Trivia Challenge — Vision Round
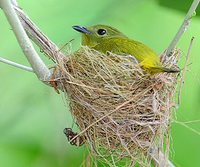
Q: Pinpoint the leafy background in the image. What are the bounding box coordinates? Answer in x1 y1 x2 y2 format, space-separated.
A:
0 0 200 166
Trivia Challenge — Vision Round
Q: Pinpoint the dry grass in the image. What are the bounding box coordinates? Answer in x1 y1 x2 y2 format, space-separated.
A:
53 47 180 167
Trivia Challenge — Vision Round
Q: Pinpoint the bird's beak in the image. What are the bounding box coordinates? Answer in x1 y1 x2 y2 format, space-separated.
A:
72 25 91 34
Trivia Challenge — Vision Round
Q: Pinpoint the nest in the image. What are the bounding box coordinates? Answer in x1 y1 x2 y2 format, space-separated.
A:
54 47 180 167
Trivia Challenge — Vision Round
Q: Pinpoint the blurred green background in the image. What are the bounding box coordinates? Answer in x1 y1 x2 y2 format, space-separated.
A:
0 0 200 166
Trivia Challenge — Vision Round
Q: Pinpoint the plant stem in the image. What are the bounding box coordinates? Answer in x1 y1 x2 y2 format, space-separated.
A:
13 3 66 62
178 37 194 105
0 56 33 72
150 147 175 167
166 0 200 56
0 0 51 80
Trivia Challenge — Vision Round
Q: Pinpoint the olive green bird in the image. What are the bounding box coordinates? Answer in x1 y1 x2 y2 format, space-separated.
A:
73 25 179 74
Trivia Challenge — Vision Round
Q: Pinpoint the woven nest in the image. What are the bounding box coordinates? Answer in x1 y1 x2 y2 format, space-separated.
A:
54 47 180 167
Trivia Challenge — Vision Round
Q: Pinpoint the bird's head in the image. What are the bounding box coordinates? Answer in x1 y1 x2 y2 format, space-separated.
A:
72 24 127 47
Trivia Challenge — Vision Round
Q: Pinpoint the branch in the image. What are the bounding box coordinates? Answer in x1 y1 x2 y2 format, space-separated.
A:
13 3 66 62
0 0 51 80
166 0 200 56
178 37 194 106
0 56 33 72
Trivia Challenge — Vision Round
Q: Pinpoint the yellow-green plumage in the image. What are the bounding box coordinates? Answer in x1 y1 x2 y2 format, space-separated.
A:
73 25 179 74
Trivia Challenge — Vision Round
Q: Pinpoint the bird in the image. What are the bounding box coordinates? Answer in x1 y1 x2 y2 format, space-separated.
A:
72 24 179 74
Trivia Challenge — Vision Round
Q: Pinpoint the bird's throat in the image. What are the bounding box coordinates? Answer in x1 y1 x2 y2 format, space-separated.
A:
81 34 97 48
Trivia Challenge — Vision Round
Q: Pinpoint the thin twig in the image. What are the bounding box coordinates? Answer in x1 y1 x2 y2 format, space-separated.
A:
178 37 194 106
174 120 200 136
0 56 33 72
166 0 200 56
0 0 51 80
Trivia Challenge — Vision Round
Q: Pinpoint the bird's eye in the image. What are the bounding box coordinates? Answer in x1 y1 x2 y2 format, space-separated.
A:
97 29 107 36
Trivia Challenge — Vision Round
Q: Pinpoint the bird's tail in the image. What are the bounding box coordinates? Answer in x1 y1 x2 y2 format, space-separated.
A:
161 67 180 73
147 66 180 74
